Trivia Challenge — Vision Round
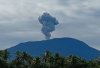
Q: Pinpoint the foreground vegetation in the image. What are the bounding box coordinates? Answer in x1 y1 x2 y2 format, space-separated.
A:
0 50 100 68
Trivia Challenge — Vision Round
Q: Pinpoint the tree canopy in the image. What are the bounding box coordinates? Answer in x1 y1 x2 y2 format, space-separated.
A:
0 50 100 68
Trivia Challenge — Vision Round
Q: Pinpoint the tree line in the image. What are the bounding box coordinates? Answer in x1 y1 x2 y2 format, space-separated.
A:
0 49 100 68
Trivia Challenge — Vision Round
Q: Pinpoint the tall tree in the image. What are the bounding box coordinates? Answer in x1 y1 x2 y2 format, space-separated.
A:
3 49 10 61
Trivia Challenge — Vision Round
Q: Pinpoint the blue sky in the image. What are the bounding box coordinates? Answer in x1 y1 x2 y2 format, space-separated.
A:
0 0 100 50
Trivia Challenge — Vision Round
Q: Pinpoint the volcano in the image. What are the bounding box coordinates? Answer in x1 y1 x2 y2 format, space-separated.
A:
8 37 100 60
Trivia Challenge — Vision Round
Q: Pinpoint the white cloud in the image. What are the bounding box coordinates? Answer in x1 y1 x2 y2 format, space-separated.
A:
0 0 100 50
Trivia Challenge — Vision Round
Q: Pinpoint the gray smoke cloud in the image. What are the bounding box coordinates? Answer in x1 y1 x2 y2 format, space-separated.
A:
38 13 59 40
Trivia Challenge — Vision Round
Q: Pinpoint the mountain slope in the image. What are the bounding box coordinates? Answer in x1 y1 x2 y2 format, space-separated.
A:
8 37 100 60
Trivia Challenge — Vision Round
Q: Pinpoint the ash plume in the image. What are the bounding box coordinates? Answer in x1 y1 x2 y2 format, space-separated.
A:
38 13 59 40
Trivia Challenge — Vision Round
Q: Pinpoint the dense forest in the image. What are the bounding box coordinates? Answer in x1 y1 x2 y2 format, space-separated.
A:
0 49 100 68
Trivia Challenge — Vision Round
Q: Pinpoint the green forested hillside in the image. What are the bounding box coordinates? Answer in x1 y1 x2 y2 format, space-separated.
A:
0 50 100 68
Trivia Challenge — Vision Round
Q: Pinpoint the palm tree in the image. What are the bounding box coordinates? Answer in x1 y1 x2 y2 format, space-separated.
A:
98 56 100 66
48 55 55 68
0 50 3 58
44 50 52 63
66 55 87 68
3 49 10 61
16 51 22 59
59 56 65 68
11 51 23 68
27 55 35 68
22 51 29 63
0 58 8 68
88 60 98 68
34 57 41 68
54 53 60 68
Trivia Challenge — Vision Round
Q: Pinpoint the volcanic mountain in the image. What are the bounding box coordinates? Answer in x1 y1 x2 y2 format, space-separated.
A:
8 37 100 60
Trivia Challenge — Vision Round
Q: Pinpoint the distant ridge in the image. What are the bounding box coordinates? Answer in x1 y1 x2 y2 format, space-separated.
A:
8 37 100 60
